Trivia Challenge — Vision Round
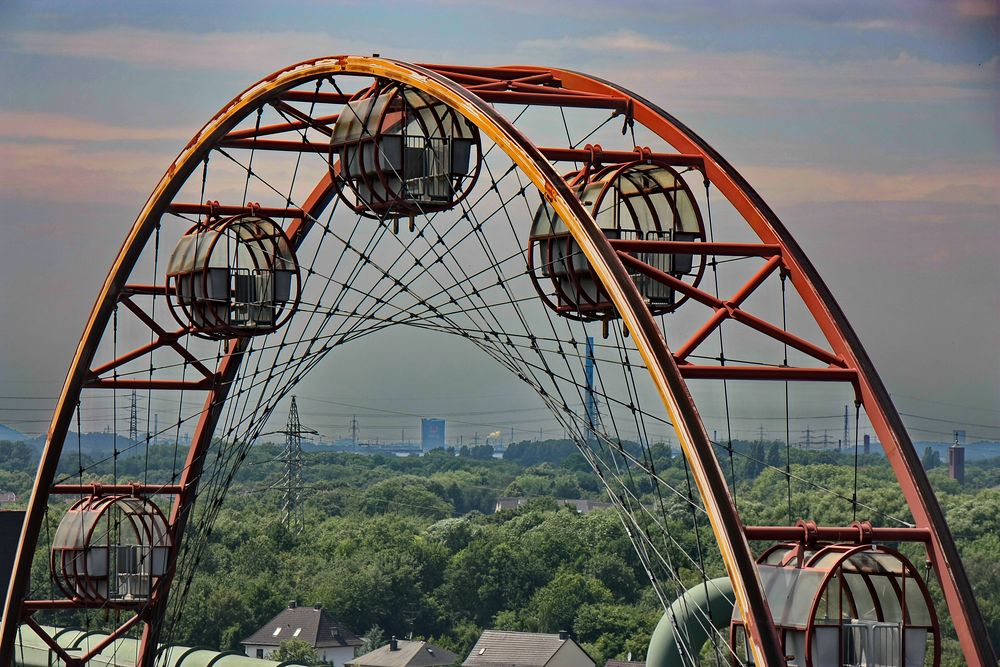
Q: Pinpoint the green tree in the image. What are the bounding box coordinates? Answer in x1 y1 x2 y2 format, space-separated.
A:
922 446 942 470
357 626 386 656
272 639 320 665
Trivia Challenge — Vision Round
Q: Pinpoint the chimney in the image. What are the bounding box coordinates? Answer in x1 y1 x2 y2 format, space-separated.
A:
949 445 965 484
389 637 399 651
558 630 569 641
288 600 298 609
863 434 870 455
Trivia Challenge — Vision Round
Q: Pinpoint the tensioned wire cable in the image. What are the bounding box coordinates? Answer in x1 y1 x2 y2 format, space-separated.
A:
50 77 862 664
168 100 744 664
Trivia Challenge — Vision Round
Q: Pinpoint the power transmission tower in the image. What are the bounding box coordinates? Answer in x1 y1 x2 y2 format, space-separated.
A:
128 390 139 442
279 397 315 534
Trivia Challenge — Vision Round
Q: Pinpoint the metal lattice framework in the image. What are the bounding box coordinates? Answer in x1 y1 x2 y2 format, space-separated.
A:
1 57 992 667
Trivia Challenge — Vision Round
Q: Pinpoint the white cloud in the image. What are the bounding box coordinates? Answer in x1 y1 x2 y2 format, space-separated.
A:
0 110 189 142
0 141 167 203
519 29 679 54
608 49 998 104
739 162 1000 207
953 0 1000 18
9 27 353 72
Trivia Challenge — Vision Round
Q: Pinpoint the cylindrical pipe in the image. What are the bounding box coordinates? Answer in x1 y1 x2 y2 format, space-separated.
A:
647 577 735 667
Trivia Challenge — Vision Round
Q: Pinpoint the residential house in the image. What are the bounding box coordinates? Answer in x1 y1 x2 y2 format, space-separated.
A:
493 498 612 514
463 630 595 667
242 601 361 666
349 637 458 667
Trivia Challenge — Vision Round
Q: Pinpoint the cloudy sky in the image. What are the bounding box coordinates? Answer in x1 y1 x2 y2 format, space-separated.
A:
0 1 997 443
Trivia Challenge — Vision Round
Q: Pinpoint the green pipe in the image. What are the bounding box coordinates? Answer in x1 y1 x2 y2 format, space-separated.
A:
647 577 735 667
13 625 306 667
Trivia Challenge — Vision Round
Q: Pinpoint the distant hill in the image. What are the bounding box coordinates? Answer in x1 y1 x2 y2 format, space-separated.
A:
0 424 29 443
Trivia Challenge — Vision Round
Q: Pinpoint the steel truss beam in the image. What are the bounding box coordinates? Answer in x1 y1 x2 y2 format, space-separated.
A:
534 65 991 665
2 55 990 667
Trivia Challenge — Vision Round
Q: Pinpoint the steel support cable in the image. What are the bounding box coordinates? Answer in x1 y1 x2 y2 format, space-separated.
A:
60 329 903 528
593 333 716 665
703 181 737 506
90 79 740 664
566 318 723 664
606 322 727 664
587 446 744 667
438 148 732 666
157 136 544 640
852 401 861 522
781 270 792 524
144 222 161 487
210 143 523 352
170 156 210 485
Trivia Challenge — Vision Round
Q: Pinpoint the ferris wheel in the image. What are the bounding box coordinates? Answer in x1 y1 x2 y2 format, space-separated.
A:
0 56 992 667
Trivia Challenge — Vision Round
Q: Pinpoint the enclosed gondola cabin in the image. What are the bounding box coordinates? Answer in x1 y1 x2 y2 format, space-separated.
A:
730 543 939 667
50 495 172 604
528 160 705 322
330 84 481 218
166 215 299 339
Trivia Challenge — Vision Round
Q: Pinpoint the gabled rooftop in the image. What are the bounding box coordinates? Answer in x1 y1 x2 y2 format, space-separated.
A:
463 630 593 667
241 602 362 649
349 639 459 667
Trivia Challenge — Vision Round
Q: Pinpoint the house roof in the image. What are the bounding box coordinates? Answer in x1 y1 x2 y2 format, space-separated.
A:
493 498 612 515
241 603 362 648
463 631 592 667
349 640 459 667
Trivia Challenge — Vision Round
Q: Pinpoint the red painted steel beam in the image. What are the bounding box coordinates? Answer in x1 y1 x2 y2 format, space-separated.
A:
473 90 630 111
137 162 339 667
225 112 340 140
50 484 183 495
617 250 724 309
270 100 335 137
674 256 782 361
277 90 352 105
166 202 305 218
118 297 214 378
744 525 932 544
122 284 172 296
88 330 184 379
21 617 77 665
422 63 556 80
538 147 704 168
82 378 214 391
619 251 843 367
466 73 557 91
217 137 328 153
730 308 844 367
609 239 782 257
549 65 993 666
22 599 147 611
677 365 858 384
77 613 144 663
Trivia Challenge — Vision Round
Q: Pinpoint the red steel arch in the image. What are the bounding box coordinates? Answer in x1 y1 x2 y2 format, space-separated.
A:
0 56 990 667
